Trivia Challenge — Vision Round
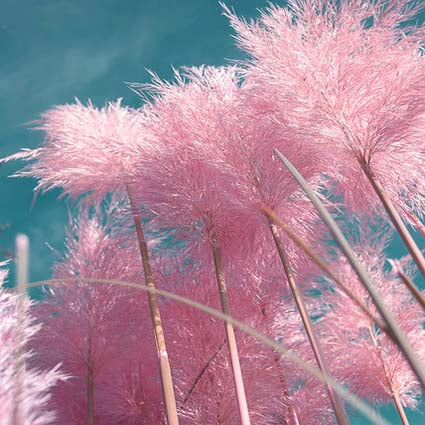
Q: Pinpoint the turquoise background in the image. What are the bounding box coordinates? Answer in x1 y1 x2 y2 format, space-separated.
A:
1 1 424 423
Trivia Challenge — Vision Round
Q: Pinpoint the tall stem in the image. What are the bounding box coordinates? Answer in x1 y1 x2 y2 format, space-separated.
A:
395 266 425 312
127 190 179 425
269 222 349 425
370 328 410 425
87 353 94 425
11 235 30 425
211 242 251 425
392 390 410 425
360 161 425 281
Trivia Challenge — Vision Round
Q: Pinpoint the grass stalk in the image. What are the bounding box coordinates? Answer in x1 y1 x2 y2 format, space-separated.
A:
274 148 425 391
127 189 179 425
262 205 386 331
269 222 349 425
392 390 409 425
211 242 251 425
360 160 425 285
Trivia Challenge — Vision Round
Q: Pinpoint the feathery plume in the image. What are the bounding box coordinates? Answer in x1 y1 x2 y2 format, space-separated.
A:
31 207 158 425
0 263 65 425
226 0 425 282
4 99 148 203
226 0 425 219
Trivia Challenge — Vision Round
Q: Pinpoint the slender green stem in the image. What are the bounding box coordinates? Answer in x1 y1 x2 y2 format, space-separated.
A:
16 277 390 425
274 148 425 392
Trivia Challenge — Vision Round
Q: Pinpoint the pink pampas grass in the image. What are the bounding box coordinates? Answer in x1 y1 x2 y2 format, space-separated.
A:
226 0 425 223
31 207 159 424
4 99 149 203
0 263 66 425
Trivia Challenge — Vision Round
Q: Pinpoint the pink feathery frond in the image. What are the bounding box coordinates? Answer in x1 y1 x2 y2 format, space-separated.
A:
5 99 152 203
131 66 260 258
226 0 425 224
132 65 322 268
96 352 165 425
0 263 66 425
31 206 158 424
316 235 425 408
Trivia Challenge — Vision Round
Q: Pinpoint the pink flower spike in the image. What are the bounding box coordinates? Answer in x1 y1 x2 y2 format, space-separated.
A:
5 99 152 203
30 206 157 425
0 263 66 425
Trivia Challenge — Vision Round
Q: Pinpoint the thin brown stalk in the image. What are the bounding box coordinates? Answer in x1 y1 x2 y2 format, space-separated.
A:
87 352 94 425
127 190 179 425
396 267 425 312
360 160 425 281
269 222 349 425
392 390 410 425
274 148 425 391
370 328 410 425
211 242 251 425
262 205 387 331
182 339 226 406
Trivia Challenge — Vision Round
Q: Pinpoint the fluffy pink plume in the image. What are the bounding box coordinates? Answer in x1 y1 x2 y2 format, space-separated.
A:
31 205 164 424
133 65 321 268
4 99 153 203
226 0 425 224
0 263 65 425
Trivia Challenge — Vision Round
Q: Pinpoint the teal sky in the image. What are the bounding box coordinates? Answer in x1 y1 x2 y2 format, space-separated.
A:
1 1 424 423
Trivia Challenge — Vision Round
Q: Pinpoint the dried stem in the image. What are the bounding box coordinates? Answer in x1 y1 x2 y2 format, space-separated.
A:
127 189 179 425
369 327 410 425
392 390 410 425
269 222 349 425
182 339 226 406
274 148 425 391
262 205 386 331
360 160 425 283
11 234 30 425
395 267 425 312
211 242 251 425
